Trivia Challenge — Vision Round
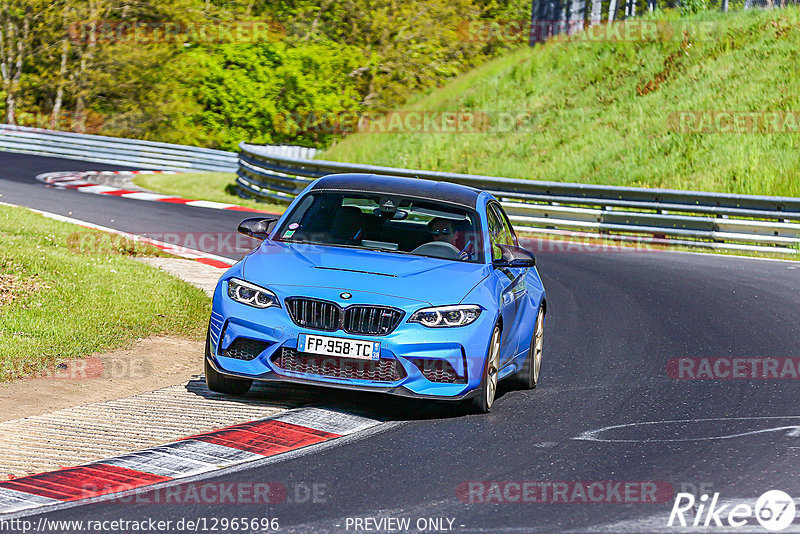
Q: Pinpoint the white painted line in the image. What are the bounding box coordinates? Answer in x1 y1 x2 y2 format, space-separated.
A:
574 415 800 443
0 487 61 514
0 202 236 267
100 453 210 478
274 407 383 435
0 417 395 521
186 200 238 210
99 450 216 478
156 440 265 465
0 409 385 516
118 192 174 201
75 185 119 194
50 179 89 187
35 170 278 216
161 250 201 259
99 440 264 478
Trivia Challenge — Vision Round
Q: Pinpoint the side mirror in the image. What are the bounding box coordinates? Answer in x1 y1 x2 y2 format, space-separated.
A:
492 244 536 268
237 217 278 240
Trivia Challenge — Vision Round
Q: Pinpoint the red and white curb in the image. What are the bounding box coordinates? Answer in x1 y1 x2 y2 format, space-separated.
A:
5 203 238 269
36 171 275 214
0 407 381 516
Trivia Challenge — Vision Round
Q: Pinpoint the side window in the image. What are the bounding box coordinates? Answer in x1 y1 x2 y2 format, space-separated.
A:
496 204 518 246
488 203 515 262
486 206 507 261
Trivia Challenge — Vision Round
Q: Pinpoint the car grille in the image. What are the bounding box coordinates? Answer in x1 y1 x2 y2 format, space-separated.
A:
343 306 404 335
285 297 404 335
286 298 340 331
273 347 406 382
412 359 466 384
222 338 270 361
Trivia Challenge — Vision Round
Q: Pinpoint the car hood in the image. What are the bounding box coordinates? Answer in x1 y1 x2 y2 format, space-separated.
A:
242 240 489 306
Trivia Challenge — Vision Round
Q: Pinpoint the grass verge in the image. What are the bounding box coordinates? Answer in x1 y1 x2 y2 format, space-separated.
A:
322 8 800 197
133 172 286 213
0 204 211 382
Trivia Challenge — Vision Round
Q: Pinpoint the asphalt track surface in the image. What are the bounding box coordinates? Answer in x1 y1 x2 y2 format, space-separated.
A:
2 151 800 532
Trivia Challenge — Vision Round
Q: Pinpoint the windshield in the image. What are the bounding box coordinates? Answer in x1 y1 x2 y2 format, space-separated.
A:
275 191 484 263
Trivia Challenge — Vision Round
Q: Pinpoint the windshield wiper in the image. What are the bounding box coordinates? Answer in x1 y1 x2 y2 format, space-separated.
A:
361 246 415 256
284 238 418 257
284 239 367 251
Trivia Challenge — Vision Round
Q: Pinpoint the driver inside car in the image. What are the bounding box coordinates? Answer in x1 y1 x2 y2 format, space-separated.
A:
428 217 473 260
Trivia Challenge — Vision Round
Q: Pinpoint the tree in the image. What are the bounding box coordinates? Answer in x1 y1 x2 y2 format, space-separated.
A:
0 3 32 124
0 0 525 147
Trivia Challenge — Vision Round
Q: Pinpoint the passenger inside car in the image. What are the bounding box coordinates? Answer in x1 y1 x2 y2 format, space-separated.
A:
328 205 364 244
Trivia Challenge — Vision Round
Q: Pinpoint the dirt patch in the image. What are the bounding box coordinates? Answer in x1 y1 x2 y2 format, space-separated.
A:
0 261 47 308
769 17 798 39
636 36 690 97
0 336 203 422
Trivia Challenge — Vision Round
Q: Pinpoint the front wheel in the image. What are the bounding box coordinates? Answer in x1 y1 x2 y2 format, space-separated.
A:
205 332 252 396
469 324 501 414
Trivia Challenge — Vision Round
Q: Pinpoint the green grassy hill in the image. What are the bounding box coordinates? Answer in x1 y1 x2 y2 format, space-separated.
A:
322 8 800 197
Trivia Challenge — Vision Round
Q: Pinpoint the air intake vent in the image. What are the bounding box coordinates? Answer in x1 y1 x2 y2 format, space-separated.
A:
273 347 405 382
222 338 270 361
412 359 466 383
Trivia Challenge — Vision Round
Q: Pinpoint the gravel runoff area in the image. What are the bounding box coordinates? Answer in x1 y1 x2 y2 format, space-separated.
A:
0 258 288 478
134 257 226 297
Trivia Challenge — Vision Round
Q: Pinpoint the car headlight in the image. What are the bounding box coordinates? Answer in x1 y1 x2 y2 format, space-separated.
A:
226 278 280 309
409 305 482 328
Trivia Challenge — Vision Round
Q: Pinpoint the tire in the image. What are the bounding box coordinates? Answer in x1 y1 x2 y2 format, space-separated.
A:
205 331 252 396
517 307 545 390
469 324 502 414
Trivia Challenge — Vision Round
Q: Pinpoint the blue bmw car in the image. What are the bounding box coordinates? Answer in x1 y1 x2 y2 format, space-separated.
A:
205 173 546 412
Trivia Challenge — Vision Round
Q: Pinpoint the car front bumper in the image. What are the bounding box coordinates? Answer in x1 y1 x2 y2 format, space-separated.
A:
208 286 496 400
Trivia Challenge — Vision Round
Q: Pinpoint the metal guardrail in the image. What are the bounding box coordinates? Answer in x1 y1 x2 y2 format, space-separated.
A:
0 125 316 173
238 142 800 255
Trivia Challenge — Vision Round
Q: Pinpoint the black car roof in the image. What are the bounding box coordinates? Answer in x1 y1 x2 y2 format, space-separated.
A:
309 173 483 209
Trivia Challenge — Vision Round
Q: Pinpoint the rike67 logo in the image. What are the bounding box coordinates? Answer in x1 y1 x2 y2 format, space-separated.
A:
669 490 796 531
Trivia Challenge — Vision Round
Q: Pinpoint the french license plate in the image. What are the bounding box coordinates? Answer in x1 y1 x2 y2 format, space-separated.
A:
298 333 380 361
